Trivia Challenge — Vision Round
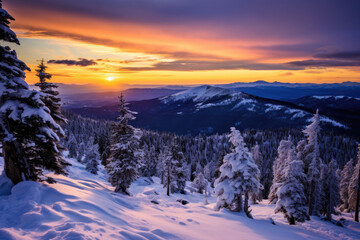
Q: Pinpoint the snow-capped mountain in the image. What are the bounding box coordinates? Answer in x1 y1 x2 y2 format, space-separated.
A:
291 95 360 111
69 85 349 135
290 96 360 134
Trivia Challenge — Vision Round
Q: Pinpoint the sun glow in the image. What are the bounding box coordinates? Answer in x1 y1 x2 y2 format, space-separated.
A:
106 76 114 81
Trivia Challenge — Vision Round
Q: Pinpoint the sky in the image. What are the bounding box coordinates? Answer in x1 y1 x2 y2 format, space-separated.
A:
3 0 360 88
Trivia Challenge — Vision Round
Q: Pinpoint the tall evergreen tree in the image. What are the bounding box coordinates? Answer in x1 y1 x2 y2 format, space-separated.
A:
35 59 66 124
214 127 262 217
268 139 294 203
349 145 360 222
160 145 172 195
322 160 340 220
0 1 68 184
170 141 187 194
251 143 263 203
275 147 308 225
162 140 187 195
302 110 322 216
340 160 354 212
85 144 100 175
106 94 141 194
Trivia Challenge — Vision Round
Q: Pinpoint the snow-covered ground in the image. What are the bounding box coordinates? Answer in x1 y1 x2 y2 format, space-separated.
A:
0 157 359 240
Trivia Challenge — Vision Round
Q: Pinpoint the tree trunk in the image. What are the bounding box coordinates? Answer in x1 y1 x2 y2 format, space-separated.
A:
244 192 252 218
231 194 243 212
355 166 360 222
3 141 25 184
166 165 170 196
204 187 209 205
288 216 295 225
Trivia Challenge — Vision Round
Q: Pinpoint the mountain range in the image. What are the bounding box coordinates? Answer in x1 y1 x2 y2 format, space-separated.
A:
69 85 352 135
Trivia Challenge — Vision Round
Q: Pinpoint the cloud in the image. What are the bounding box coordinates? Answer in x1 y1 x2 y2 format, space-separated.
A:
16 25 225 61
286 59 360 67
286 50 360 68
7 0 360 56
314 51 360 59
48 58 97 67
120 60 301 72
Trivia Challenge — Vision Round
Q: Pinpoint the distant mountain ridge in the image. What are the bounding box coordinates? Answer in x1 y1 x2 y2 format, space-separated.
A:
49 81 360 106
289 95 360 133
217 81 360 100
69 85 349 135
62 88 183 108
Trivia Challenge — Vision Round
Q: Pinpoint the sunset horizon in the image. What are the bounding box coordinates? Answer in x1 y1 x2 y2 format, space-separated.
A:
4 0 360 86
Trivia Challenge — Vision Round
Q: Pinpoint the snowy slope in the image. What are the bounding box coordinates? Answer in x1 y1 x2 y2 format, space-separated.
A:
1 156 359 240
161 85 235 103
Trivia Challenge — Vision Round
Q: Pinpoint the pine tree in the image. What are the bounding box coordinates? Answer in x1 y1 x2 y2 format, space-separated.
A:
192 172 208 194
275 146 308 225
0 1 69 184
340 160 354 212
106 94 141 194
160 146 172 195
138 145 157 178
214 127 262 217
268 139 294 203
302 110 322 216
349 145 360 221
251 143 263 203
35 59 66 124
85 144 100 175
322 160 340 220
168 141 187 194
66 134 78 158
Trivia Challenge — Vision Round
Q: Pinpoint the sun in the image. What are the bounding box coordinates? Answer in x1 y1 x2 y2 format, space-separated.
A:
106 76 114 81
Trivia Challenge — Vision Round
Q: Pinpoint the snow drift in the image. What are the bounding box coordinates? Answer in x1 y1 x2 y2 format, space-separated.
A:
0 157 359 240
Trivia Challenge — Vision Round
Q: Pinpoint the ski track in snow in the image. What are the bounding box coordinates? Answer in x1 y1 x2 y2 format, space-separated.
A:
0 157 359 240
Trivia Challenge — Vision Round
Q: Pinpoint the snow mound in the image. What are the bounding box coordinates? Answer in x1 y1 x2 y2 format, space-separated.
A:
0 157 359 240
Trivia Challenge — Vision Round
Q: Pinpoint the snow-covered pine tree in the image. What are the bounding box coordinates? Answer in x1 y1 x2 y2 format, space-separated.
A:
106 94 142 194
302 109 322 216
349 144 360 222
35 59 66 124
138 144 157 178
268 139 294 203
214 127 262 217
85 144 100 175
160 145 172 195
0 1 69 184
169 140 187 194
322 160 340 220
251 143 263 203
192 172 208 194
340 159 354 212
275 146 308 225
66 134 78 159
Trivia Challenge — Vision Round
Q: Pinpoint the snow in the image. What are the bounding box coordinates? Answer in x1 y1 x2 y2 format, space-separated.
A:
304 116 348 129
311 96 360 101
285 109 308 119
0 156 359 240
161 85 234 103
232 98 257 110
265 104 284 112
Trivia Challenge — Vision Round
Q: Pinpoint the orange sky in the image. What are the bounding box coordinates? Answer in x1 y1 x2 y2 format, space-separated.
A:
4 0 360 87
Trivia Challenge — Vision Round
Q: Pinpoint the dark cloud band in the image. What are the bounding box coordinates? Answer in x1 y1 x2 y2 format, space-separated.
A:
48 58 97 67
